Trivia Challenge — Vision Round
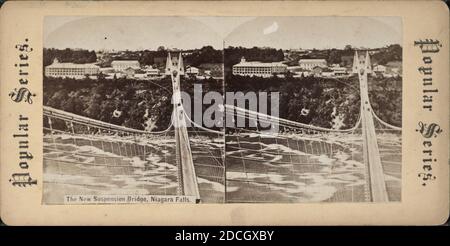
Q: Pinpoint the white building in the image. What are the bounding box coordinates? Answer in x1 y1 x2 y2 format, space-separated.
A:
331 66 348 76
373 64 387 73
390 67 400 75
298 59 327 70
105 73 125 79
45 58 99 79
111 60 140 72
293 71 310 77
321 71 335 77
100 67 115 74
287 66 301 72
134 73 147 79
232 57 287 77
186 67 199 76
146 67 160 77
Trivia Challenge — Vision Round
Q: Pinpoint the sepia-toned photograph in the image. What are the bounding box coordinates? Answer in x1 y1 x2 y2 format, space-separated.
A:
42 16 225 204
223 17 402 203
42 16 402 205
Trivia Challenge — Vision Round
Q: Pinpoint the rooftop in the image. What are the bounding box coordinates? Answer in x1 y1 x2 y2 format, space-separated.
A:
234 61 287 68
111 60 140 64
299 59 327 63
46 62 99 69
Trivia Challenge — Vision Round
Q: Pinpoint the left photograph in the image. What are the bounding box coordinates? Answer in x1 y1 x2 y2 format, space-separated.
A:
42 16 225 204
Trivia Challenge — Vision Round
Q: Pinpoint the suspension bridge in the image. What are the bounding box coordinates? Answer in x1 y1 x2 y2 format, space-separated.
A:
43 51 401 204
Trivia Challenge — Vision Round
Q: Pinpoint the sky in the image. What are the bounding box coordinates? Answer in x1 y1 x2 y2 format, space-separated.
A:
44 16 401 50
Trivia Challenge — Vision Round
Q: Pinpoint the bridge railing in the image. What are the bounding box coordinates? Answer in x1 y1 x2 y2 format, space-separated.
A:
42 106 179 204
223 105 372 203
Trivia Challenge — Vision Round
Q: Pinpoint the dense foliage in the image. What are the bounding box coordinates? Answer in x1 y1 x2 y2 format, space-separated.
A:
226 75 402 129
43 76 224 131
44 77 173 130
371 44 402 65
224 47 285 72
44 46 224 68
43 48 97 66
289 44 402 66
44 74 401 131
184 46 223 67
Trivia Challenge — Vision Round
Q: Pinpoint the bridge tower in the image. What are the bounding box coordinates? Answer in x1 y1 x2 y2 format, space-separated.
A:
167 52 201 201
353 50 389 202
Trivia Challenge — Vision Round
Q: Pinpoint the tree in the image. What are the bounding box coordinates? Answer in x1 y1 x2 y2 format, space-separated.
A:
43 48 97 65
372 44 402 64
47 89 68 109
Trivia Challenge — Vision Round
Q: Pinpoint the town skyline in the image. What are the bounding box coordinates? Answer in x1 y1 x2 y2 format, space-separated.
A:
45 16 401 51
44 43 403 53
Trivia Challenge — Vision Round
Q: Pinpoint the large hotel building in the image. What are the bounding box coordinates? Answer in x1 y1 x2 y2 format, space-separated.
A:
232 57 287 77
45 59 100 79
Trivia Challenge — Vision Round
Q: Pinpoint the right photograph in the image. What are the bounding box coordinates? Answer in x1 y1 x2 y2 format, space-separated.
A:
223 17 402 203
